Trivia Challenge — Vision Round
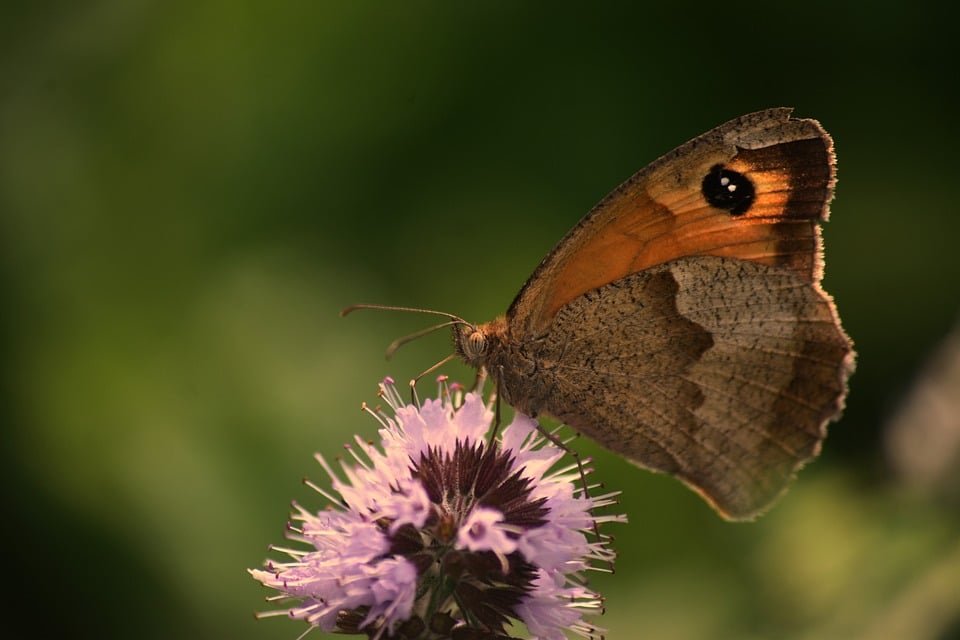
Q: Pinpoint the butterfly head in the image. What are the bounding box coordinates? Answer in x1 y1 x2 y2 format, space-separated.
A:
453 324 487 367
453 317 507 369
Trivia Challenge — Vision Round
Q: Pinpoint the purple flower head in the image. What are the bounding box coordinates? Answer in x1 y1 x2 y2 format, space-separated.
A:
250 377 625 639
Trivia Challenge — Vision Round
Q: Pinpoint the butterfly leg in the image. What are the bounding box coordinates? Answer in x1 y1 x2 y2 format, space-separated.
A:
533 425 604 540
492 365 608 566
490 380 503 440
407 352 458 405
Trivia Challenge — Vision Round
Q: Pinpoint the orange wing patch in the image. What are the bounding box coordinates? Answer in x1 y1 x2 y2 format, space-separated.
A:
515 115 835 334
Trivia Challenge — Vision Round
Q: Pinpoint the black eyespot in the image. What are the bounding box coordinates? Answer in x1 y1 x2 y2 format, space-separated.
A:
701 164 755 215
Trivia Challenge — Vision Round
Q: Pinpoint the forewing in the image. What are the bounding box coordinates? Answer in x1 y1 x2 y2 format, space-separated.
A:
508 108 836 337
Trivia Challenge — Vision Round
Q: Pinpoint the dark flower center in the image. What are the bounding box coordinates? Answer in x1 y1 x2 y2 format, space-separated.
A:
369 439 552 637
414 440 549 530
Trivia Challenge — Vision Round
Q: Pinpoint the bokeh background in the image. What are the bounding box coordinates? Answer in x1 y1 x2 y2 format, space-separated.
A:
3 2 959 639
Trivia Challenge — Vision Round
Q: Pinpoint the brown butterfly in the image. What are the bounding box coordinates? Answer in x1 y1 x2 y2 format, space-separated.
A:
347 108 855 520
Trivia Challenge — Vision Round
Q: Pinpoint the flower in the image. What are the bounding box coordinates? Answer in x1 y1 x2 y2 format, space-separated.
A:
250 377 625 639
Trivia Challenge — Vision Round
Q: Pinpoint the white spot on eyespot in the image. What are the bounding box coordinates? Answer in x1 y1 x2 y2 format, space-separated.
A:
720 176 730 186
728 184 737 192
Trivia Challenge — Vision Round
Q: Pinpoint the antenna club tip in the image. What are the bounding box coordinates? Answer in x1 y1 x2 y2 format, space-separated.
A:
339 305 356 317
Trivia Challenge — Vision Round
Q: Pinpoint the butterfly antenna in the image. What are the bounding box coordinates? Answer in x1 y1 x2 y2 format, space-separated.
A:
385 320 461 359
341 304 472 359
340 303 467 324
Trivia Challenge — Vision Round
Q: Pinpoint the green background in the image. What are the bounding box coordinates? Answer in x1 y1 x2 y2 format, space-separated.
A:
3 2 958 639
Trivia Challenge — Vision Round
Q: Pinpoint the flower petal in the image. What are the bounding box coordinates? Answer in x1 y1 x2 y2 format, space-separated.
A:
456 507 517 555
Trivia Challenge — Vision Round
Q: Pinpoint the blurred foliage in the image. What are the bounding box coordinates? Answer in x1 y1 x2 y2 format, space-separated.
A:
2 2 959 639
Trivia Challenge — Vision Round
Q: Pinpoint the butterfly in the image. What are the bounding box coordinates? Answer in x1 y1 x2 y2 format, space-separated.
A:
348 108 855 520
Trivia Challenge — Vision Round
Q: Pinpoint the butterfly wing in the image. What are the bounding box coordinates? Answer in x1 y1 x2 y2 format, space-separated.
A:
498 108 854 518
502 256 853 519
508 108 836 336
